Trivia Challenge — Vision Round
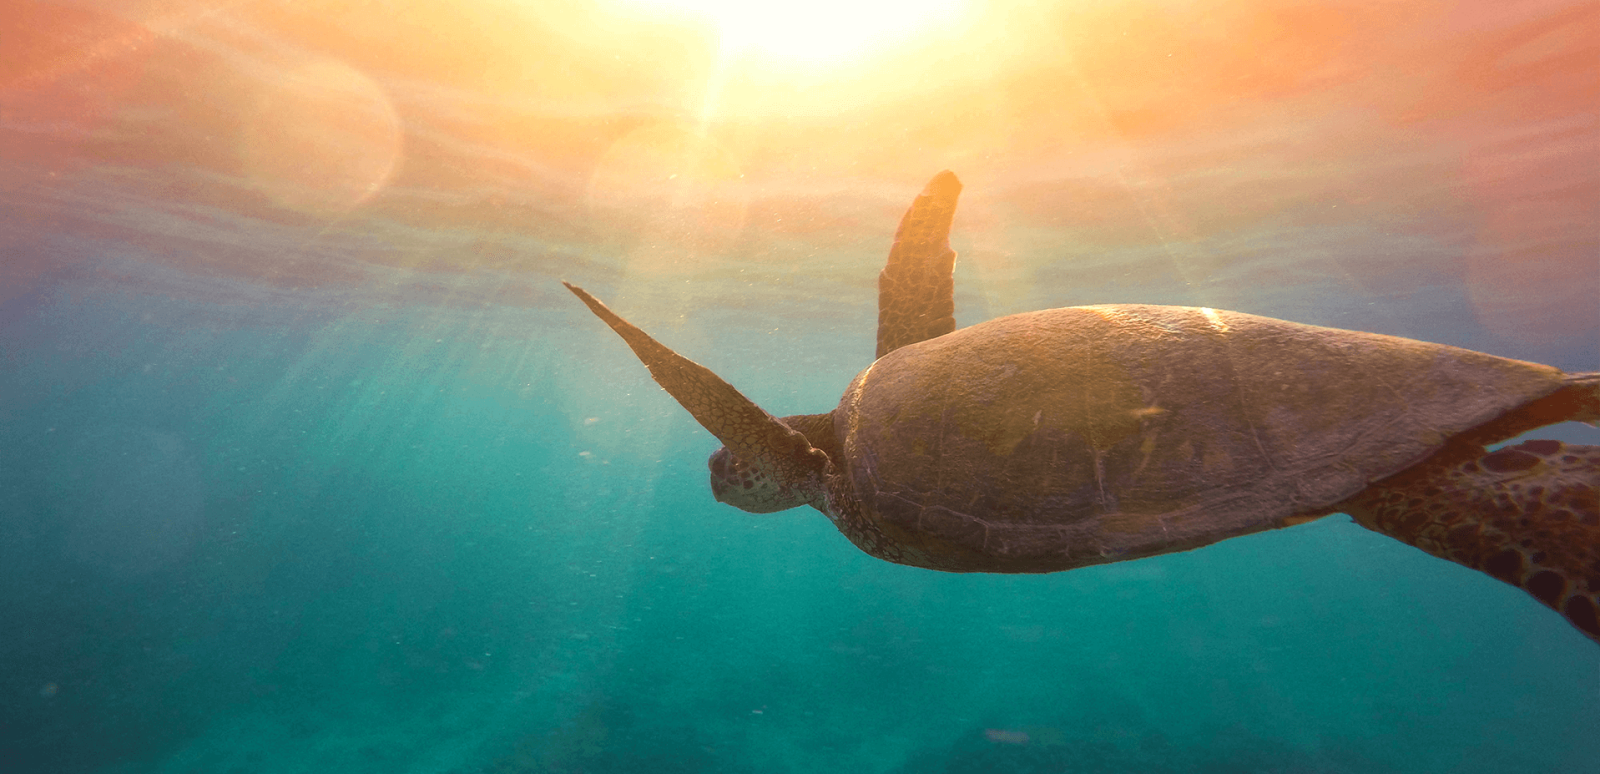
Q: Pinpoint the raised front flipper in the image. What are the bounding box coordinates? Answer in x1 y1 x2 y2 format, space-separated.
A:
1343 440 1600 645
564 282 833 512
876 170 963 359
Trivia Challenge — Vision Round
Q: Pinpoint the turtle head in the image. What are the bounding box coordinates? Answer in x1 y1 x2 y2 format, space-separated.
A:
708 446 811 513
709 411 842 513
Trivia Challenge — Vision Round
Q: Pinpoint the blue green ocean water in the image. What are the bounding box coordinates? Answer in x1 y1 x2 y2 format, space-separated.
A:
4 244 1598 774
3 1 1599 773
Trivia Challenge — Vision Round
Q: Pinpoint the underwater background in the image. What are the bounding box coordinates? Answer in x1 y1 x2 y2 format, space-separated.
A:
2 0 1597 772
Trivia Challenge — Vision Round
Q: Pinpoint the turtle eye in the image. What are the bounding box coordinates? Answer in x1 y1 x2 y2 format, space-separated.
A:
708 447 742 479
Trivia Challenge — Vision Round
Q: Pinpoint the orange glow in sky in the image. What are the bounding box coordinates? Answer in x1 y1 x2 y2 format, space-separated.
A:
621 0 967 64
4 0 1594 348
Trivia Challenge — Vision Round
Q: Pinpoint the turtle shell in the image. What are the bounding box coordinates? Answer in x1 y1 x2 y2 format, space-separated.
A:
833 304 1568 572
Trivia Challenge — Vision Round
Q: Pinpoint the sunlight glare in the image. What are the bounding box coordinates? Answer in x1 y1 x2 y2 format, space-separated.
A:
626 0 966 64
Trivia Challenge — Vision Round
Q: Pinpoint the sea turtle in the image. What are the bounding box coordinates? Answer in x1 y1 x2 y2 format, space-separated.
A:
565 171 1600 644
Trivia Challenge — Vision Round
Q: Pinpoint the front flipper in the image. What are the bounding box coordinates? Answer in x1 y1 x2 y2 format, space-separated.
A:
564 282 832 509
1343 440 1600 645
876 170 963 359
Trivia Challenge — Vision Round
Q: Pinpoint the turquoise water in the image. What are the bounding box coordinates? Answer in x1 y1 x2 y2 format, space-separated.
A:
4 264 1597 774
3 1 1598 772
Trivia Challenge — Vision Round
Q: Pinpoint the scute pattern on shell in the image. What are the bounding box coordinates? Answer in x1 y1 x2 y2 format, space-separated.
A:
833 304 1570 573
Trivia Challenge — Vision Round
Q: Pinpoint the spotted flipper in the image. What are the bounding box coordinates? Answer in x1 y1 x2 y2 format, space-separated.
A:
564 282 832 510
1342 440 1600 644
876 170 962 359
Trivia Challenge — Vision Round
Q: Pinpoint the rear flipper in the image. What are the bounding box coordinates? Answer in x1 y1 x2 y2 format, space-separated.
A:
1341 440 1600 645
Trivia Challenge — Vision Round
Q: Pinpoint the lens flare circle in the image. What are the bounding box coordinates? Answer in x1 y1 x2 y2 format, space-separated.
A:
240 59 402 216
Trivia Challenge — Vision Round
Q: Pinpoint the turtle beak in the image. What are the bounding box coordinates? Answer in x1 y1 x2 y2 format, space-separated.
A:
708 446 733 504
